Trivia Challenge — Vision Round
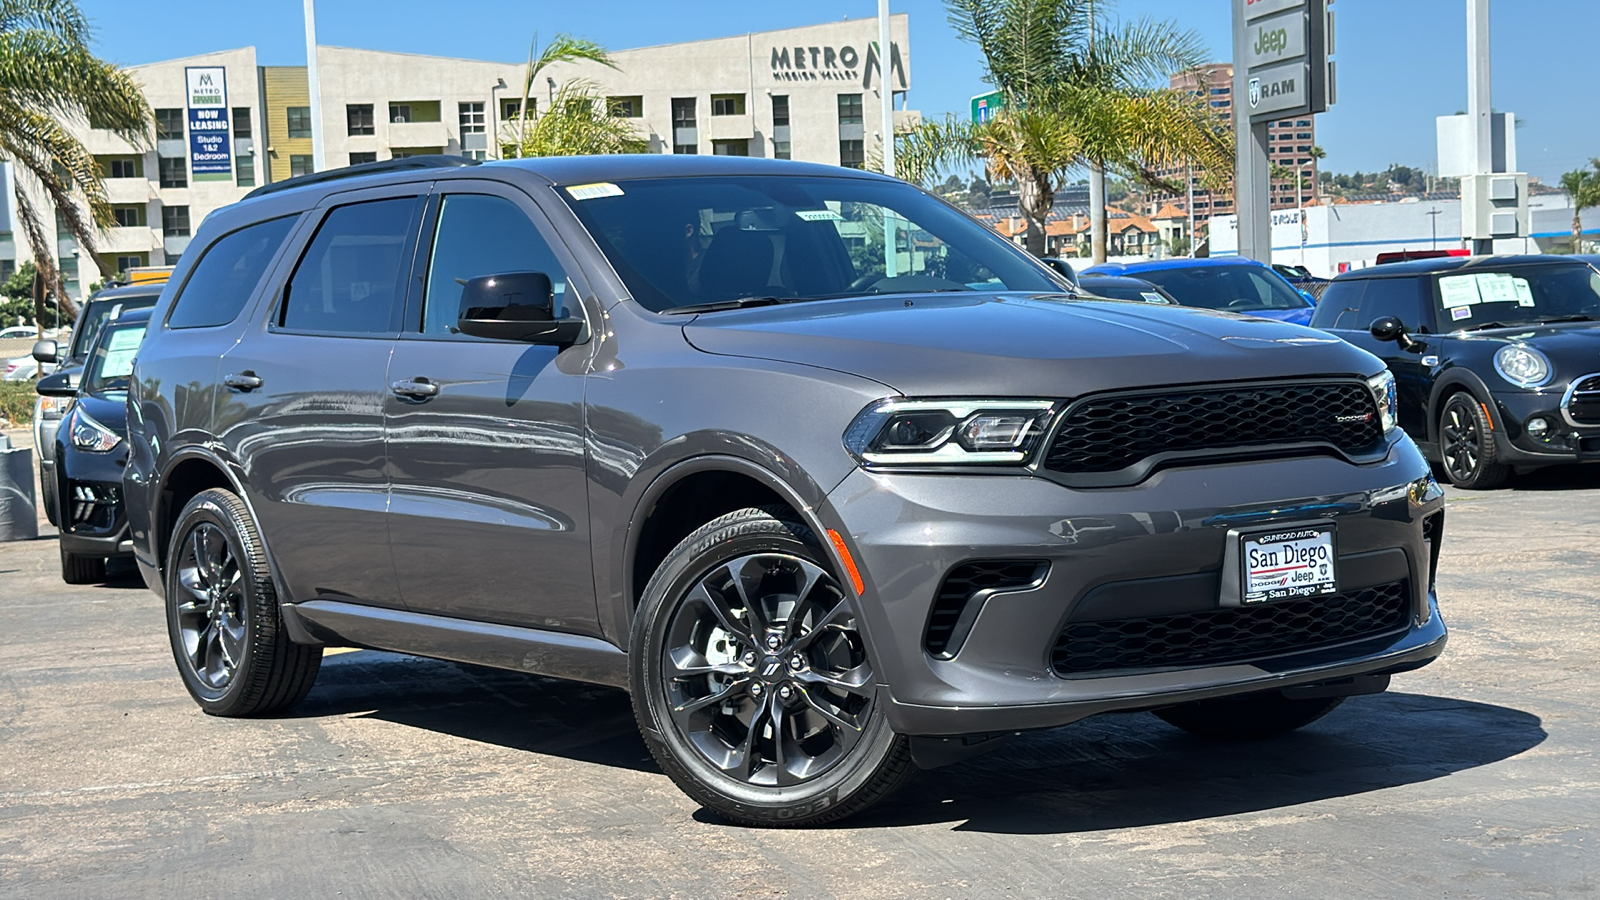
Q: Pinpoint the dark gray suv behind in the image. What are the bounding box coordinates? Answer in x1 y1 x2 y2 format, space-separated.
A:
126 155 1446 826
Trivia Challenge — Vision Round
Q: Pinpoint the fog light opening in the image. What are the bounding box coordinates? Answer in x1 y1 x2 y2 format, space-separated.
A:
1525 417 1552 441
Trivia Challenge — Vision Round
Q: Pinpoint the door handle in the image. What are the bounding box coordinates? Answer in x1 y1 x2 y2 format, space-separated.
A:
223 372 263 391
391 377 440 399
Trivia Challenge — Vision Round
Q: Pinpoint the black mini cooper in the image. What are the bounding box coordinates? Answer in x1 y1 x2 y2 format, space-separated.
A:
1312 255 1600 488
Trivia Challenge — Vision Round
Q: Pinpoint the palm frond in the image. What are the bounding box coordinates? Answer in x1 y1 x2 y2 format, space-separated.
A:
508 81 646 158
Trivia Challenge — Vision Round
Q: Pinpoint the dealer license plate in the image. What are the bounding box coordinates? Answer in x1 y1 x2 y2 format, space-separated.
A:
1241 524 1338 604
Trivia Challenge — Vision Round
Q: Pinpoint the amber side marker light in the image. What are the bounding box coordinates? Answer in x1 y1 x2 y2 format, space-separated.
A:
827 529 866 596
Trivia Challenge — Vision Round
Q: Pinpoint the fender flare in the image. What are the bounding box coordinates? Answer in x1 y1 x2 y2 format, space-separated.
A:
1426 367 1501 445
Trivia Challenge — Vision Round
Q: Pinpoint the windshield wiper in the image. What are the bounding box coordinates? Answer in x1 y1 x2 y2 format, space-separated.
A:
663 297 799 315
1461 321 1510 331
1540 315 1599 324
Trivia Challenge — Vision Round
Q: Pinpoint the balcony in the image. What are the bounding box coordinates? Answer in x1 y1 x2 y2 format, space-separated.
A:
101 225 160 254
707 113 754 141
105 179 153 205
386 120 449 148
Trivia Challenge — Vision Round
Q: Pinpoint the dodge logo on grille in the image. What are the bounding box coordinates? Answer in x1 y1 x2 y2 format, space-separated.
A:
1336 413 1373 424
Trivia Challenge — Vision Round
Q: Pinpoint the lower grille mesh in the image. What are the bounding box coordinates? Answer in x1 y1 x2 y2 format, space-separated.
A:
1051 580 1411 675
926 560 1048 658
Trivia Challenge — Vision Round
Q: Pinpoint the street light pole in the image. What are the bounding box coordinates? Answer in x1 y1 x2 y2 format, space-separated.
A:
303 0 325 172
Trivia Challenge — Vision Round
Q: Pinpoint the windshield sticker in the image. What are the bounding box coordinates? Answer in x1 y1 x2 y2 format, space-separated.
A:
565 182 624 201
100 326 146 379
1478 273 1521 305
106 328 143 351
1451 306 1473 321
1439 275 1481 308
1140 292 1169 304
1513 278 1536 306
794 209 844 222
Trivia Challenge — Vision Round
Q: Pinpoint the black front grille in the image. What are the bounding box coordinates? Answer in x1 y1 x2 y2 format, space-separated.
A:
1051 580 1411 676
926 560 1048 658
1569 375 1600 425
1043 382 1385 476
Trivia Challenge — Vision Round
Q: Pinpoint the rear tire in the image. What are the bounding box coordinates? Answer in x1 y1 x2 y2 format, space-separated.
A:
1153 692 1344 739
60 545 106 584
164 488 321 716
631 507 914 827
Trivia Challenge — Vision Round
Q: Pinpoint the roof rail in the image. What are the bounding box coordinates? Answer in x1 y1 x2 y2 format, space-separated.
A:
243 155 481 200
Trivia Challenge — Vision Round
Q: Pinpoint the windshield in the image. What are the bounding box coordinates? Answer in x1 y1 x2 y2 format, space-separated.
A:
69 295 158 361
1134 265 1312 313
560 175 1061 312
82 321 146 395
1434 265 1600 331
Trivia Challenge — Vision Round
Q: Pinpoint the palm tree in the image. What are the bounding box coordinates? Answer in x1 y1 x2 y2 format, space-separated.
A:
1558 160 1600 254
1306 145 1326 204
0 0 150 319
507 81 647 158
505 33 618 155
909 0 1230 260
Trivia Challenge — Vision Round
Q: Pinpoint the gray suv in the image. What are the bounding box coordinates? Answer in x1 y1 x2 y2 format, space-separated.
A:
126 155 1446 826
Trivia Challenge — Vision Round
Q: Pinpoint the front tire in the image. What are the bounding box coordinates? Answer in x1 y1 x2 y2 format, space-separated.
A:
631 507 914 827
1153 692 1344 739
164 488 321 716
1438 393 1510 489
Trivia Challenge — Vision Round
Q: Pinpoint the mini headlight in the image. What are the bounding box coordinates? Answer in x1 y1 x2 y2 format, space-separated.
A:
1493 344 1553 389
69 409 121 453
844 399 1056 466
1365 370 1398 436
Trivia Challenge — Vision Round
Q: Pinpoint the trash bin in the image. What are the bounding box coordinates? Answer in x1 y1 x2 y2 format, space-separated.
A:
0 434 40 542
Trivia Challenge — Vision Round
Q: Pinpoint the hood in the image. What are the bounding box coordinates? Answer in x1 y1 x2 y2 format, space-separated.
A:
682 293 1384 397
74 392 130 439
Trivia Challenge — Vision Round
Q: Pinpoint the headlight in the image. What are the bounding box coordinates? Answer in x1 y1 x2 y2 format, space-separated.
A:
69 409 121 453
1493 344 1553 389
843 399 1057 466
1365 370 1398 436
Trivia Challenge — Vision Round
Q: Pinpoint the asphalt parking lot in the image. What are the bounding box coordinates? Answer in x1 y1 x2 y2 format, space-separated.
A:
2 457 1598 899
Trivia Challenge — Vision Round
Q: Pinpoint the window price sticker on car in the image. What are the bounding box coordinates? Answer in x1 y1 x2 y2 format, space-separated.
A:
1242 525 1337 603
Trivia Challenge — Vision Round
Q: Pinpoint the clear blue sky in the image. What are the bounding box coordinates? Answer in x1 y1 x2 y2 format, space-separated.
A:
80 0 1597 184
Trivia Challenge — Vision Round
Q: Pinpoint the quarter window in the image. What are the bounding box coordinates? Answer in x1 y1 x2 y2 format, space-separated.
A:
420 194 570 337
281 197 421 334
168 215 297 329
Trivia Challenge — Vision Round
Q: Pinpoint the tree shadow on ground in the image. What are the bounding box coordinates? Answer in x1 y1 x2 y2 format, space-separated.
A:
286 651 1543 834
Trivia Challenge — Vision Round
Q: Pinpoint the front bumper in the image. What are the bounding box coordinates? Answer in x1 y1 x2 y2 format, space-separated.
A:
1488 390 1600 465
55 438 133 559
825 439 1447 737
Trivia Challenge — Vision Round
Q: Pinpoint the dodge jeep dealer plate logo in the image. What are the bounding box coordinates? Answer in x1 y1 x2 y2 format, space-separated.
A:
1242 524 1338 603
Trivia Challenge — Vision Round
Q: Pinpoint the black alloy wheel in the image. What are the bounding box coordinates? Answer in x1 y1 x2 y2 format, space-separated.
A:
165 488 321 716
632 507 914 827
1438 393 1509 489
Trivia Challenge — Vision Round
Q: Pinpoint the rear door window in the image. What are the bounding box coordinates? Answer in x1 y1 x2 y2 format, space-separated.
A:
280 197 423 335
167 216 298 329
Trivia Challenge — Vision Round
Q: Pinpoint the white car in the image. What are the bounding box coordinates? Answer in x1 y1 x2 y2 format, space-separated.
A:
0 325 39 339
3 355 38 381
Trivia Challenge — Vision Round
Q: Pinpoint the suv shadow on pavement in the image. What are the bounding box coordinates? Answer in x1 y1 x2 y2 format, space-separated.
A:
284 651 1541 832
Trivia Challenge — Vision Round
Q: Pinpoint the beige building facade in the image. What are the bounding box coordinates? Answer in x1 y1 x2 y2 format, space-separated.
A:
4 17 914 303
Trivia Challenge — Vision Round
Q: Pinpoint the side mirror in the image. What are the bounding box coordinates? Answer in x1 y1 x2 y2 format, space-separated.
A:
1298 289 1317 305
35 370 75 398
1369 316 1424 352
454 272 586 346
31 339 58 364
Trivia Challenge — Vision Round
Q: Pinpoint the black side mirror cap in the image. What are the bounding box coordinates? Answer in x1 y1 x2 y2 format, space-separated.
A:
31 339 58 364
1369 316 1424 352
35 371 75 398
454 271 586 346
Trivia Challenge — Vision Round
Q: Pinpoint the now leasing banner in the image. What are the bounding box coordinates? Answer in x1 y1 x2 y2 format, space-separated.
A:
186 66 232 182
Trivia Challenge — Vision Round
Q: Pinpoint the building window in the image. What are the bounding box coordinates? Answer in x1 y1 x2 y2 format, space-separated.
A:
837 94 863 126
712 139 749 156
390 104 411 124
350 152 378 166
711 94 746 116
773 140 792 160
289 154 314 178
158 156 187 188
114 254 146 274
840 139 865 169
607 96 643 118
1297 119 1311 126
104 156 140 179
671 97 697 130
233 107 252 139
673 143 698 155
155 108 184 139
457 102 486 159
236 154 255 187
501 99 524 121
772 95 790 127
287 106 313 139
458 102 485 134
347 104 375 136
162 205 191 237
112 205 143 228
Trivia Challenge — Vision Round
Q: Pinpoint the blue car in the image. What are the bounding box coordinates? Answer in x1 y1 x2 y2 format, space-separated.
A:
1083 257 1318 326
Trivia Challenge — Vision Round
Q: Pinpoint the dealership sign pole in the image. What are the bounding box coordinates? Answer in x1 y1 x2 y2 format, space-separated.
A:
185 67 232 182
1231 0 1333 262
